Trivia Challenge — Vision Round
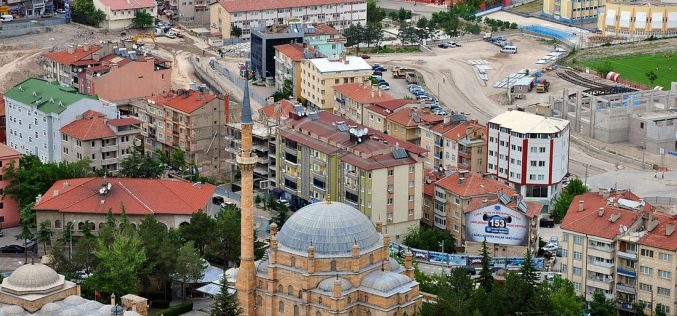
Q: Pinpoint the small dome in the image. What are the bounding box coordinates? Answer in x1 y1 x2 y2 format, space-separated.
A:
360 271 411 293
83 312 104 316
225 267 239 283
98 305 113 315
40 302 62 315
256 260 269 275
1 305 24 316
317 277 352 292
277 201 381 256
388 258 404 273
62 308 80 316
64 295 86 305
2 263 64 295
78 300 103 312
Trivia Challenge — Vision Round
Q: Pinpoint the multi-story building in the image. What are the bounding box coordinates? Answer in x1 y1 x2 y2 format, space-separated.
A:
93 0 157 30
302 23 346 57
129 89 229 178
60 110 142 173
628 110 677 154
598 2 677 37
209 0 366 39
363 99 411 132
3 78 118 162
0 93 6 144
487 110 570 210
333 82 395 124
384 107 443 146
542 0 604 23
561 188 677 315
176 0 209 25
420 117 487 174
250 24 304 81
300 55 372 110
275 111 427 240
274 43 308 98
0 143 21 228
43 44 173 103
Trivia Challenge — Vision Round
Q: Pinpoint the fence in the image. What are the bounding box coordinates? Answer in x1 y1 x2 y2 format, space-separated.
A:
643 197 677 207
389 242 545 269
0 18 67 38
195 57 268 105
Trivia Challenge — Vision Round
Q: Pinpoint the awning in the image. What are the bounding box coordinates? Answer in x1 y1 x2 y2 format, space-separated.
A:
195 283 236 296
198 263 225 284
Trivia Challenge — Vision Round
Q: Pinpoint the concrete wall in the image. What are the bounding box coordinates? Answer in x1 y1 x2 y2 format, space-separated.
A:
628 114 677 154
92 1 157 30
0 153 20 228
85 59 172 102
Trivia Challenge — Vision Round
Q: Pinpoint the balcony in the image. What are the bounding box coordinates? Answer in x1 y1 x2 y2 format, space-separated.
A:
616 283 636 294
588 261 615 274
616 267 637 278
458 150 471 159
588 247 615 259
586 278 613 291
434 140 442 147
346 170 359 179
101 144 118 152
617 251 637 260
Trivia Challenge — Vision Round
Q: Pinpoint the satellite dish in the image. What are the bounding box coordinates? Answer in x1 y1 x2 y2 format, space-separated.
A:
349 128 356 135
362 128 368 135
622 225 628 232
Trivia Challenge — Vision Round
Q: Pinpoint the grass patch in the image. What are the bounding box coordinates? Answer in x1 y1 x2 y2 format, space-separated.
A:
509 0 544 14
357 46 421 54
580 53 677 89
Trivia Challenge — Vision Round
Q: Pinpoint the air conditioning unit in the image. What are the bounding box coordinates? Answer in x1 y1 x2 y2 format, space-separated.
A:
259 180 269 190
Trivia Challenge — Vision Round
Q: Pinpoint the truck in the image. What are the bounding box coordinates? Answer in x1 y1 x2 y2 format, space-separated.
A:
405 72 418 84
535 79 550 93
392 66 413 79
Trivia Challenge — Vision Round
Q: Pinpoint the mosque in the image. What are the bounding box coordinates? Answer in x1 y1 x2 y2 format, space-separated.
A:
233 73 423 315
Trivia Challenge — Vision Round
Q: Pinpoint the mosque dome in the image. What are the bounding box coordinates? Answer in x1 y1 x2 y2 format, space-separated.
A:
277 201 381 256
317 277 353 292
1 264 64 295
360 271 411 293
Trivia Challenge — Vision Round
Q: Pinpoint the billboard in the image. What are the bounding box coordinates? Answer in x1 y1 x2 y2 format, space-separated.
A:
465 203 530 246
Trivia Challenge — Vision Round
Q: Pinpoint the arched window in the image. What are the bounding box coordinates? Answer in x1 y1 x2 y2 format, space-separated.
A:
256 296 262 306
369 253 374 265
330 260 336 271
54 220 62 229
366 311 372 316
318 297 323 305
405 294 409 301
77 222 85 231
348 296 352 304
258 281 263 289
316 312 321 316
298 290 302 298
98 222 105 230
294 305 299 316
290 256 296 268
287 285 293 296
89 222 96 231
278 301 284 313
349 312 353 316
277 284 283 293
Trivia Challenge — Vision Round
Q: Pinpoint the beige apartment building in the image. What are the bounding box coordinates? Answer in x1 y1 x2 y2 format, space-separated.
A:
419 117 487 174
363 99 411 132
275 111 427 240
60 111 142 173
332 82 395 124
560 189 676 315
300 56 372 110
129 89 229 178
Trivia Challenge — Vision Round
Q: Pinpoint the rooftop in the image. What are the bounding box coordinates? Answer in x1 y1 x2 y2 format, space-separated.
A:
151 90 217 114
34 178 216 216
561 191 646 240
466 196 542 219
634 109 677 121
307 56 371 73
309 23 340 35
639 212 677 251
0 143 21 159
333 83 395 105
489 110 569 134
259 99 297 120
274 43 307 62
60 111 116 141
4 78 97 114
387 107 443 128
215 0 363 13
442 121 485 141
98 0 155 10
281 111 426 170
43 45 101 65
368 99 412 116
436 171 515 198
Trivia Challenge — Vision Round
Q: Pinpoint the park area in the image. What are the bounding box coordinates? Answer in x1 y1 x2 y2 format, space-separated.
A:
581 53 677 89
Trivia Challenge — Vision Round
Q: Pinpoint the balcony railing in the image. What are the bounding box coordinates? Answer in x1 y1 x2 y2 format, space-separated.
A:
616 283 636 294
617 251 637 260
616 267 637 278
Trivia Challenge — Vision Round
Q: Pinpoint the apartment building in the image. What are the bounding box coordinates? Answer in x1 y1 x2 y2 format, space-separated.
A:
93 0 157 30
0 93 6 144
209 0 366 39
428 170 515 246
300 55 372 110
250 25 304 81
176 0 209 25
487 110 570 209
274 43 308 98
385 107 443 146
0 143 21 228
3 78 118 162
43 44 173 102
275 111 426 240
333 82 395 124
542 0 604 23
129 89 229 178
420 117 487 174
60 110 142 173
363 99 411 132
302 23 346 57
598 3 677 37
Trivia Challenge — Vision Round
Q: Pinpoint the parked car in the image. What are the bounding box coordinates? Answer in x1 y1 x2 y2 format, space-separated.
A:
539 218 555 228
377 80 389 86
379 85 390 90
41 12 54 18
542 243 558 252
25 238 37 249
0 245 25 253
220 201 236 209
372 71 383 76
278 198 290 207
212 195 225 205
55 9 66 13
0 230 3 237
549 236 559 245
438 43 450 49
361 54 371 59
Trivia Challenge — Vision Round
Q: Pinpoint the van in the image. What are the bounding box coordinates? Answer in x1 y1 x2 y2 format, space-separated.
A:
500 45 517 54
1 15 13 22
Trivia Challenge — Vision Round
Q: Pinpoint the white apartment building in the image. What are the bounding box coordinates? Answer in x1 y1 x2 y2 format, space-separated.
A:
209 0 366 39
300 55 372 110
487 110 570 209
3 78 117 163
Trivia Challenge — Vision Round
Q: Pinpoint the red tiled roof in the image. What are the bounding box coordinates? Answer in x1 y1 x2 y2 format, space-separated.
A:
98 0 155 10
387 108 443 128
442 121 485 141
561 191 644 240
43 45 101 65
333 83 395 105
153 90 217 114
466 197 542 219
436 172 515 198
34 178 216 216
640 212 677 251
0 142 21 159
274 43 306 62
366 99 411 117
424 169 447 197
260 99 296 120
60 111 115 141
310 23 339 35
108 117 142 127
216 0 362 13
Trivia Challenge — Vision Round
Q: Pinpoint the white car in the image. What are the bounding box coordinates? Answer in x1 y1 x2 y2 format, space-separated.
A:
542 243 558 252
379 85 390 90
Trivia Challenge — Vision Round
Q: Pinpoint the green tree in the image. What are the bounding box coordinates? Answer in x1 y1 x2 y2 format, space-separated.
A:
61 221 75 259
210 277 242 316
37 219 54 255
344 23 365 53
72 232 98 277
397 7 412 21
397 21 419 46
170 149 187 171
403 226 455 253
656 304 668 316
364 23 384 48
16 203 35 262
181 211 216 255
549 276 584 315
208 208 241 268
84 232 146 297
49 239 78 280
551 178 589 223
366 0 386 24
230 25 243 38
175 241 206 301
138 216 180 299
272 79 293 102
595 61 613 77
477 238 494 292
272 203 290 227
119 147 164 178
132 10 153 28
632 302 647 316
71 0 105 27
646 70 658 85
519 248 538 286
416 17 431 42
588 290 616 316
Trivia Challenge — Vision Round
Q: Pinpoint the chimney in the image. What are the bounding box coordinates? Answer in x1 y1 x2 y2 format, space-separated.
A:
404 250 414 278
578 200 584 212
459 177 465 184
666 224 675 236
443 115 450 125
67 45 75 54
269 222 278 236
35 194 42 204
482 199 488 207
83 44 90 51
598 207 605 217
110 293 116 306
375 221 383 233
93 52 101 61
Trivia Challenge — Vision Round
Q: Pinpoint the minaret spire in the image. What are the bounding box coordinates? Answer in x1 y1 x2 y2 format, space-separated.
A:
236 63 257 316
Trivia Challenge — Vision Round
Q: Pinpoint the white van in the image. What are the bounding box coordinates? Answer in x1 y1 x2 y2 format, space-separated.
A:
501 45 517 54
0 15 14 22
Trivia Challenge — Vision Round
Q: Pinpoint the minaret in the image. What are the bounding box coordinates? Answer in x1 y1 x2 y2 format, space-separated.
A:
236 70 257 316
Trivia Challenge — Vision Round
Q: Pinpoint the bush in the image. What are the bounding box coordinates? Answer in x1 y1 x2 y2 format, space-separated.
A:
155 301 193 316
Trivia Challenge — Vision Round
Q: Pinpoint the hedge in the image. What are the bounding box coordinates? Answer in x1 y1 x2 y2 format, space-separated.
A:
156 301 193 316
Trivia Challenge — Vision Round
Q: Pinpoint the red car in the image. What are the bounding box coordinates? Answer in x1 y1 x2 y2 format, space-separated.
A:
360 54 371 59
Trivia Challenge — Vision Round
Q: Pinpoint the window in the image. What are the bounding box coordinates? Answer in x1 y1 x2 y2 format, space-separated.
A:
408 195 414 201
538 161 546 167
573 251 582 260
657 287 671 296
290 256 295 268
530 161 537 167
562 233 568 242
657 304 670 314
641 249 654 257
277 284 283 293
408 209 414 216
659 252 673 262
330 260 336 271
561 249 568 257
256 296 262 306
573 235 583 245
658 270 671 279
288 285 293 295
409 181 414 187
640 266 653 275
561 263 567 273
573 282 581 291
278 301 284 312
387 198 393 205
409 166 415 173
539 147 546 153
573 267 581 276
639 283 652 292
388 169 394 176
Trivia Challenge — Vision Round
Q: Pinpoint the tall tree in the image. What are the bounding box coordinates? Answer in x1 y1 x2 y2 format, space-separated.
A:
366 0 386 24
61 221 74 259
181 211 216 255
84 232 146 297
632 302 647 316
119 147 164 178
343 23 365 53
49 239 78 280
132 10 153 28
138 216 179 299
170 149 187 171
416 17 431 42
230 25 243 38
175 241 206 301
397 21 419 46
549 276 584 315
71 0 105 27
403 226 455 253
551 178 589 223
37 219 54 255
477 238 494 292
519 248 538 286
72 231 98 279
364 23 384 48
588 290 616 316
16 203 35 262
210 279 242 316
208 208 241 268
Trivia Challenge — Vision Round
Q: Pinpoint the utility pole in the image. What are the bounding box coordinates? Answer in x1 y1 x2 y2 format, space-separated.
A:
641 139 646 170
584 163 589 186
